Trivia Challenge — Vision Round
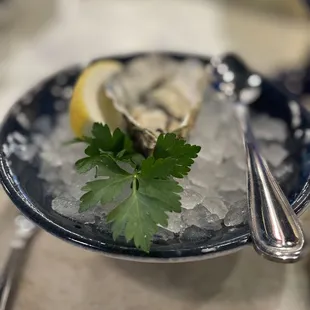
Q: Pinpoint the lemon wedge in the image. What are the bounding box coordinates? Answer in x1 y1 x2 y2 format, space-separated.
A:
69 60 123 137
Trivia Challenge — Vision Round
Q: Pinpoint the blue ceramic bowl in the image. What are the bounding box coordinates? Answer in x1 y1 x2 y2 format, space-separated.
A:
1 52 310 262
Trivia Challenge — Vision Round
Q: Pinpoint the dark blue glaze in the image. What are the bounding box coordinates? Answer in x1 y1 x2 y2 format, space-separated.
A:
0 52 310 261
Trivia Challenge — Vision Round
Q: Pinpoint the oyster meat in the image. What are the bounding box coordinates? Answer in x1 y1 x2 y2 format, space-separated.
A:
105 55 207 154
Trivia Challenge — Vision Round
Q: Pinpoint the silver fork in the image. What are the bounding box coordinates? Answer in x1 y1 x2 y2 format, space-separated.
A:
208 54 305 263
0 215 38 310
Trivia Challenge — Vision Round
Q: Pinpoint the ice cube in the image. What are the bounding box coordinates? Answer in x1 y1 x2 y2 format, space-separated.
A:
177 176 192 189
251 114 287 143
261 143 288 168
165 212 184 233
235 156 247 171
190 102 220 142
189 156 219 189
189 99 240 165
215 160 247 192
202 213 222 231
52 195 81 218
181 204 210 226
202 197 229 219
180 226 212 241
199 139 226 165
15 144 37 162
180 188 203 210
221 177 246 192
154 227 175 241
223 138 244 161
51 193 112 224
216 159 245 180
189 182 220 199
219 189 246 204
181 204 222 231
224 200 248 227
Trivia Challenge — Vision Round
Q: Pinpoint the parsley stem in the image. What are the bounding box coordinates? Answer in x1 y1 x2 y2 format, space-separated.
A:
132 175 138 193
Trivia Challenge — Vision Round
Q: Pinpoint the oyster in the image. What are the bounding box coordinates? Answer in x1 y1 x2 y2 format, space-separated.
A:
105 55 207 154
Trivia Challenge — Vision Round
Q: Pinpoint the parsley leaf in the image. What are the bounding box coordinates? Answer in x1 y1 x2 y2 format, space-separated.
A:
153 133 201 178
75 156 102 173
91 123 134 156
78 156 132 212
75 155 129 176
107 177 182 252
140 157 176 179
74 123 200 252
80 175 132 212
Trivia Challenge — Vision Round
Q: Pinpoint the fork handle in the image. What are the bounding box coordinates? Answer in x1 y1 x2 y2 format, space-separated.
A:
0 247 25 310
0 216 38 310
245 129 305 262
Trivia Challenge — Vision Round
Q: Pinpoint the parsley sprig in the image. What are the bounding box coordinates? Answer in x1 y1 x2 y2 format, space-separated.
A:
75 123 200 252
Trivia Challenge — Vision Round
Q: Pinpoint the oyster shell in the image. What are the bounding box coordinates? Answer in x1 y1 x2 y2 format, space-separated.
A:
105 55 207 154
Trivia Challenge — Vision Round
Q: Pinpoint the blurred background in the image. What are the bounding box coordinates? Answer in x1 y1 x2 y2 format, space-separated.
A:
0 0 309 121
0 1 310 309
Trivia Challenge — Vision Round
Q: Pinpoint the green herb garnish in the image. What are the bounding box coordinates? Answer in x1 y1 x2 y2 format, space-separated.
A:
75 123 200 252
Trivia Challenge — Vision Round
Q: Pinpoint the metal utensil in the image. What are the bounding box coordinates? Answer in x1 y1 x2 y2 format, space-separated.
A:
208 54 305 263
0 215 38 310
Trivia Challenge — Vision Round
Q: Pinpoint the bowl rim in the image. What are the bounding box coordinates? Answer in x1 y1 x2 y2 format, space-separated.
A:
0 51 309 262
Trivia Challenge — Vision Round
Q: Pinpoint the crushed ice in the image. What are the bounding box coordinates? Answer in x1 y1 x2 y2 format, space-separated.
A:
5 94 291 241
